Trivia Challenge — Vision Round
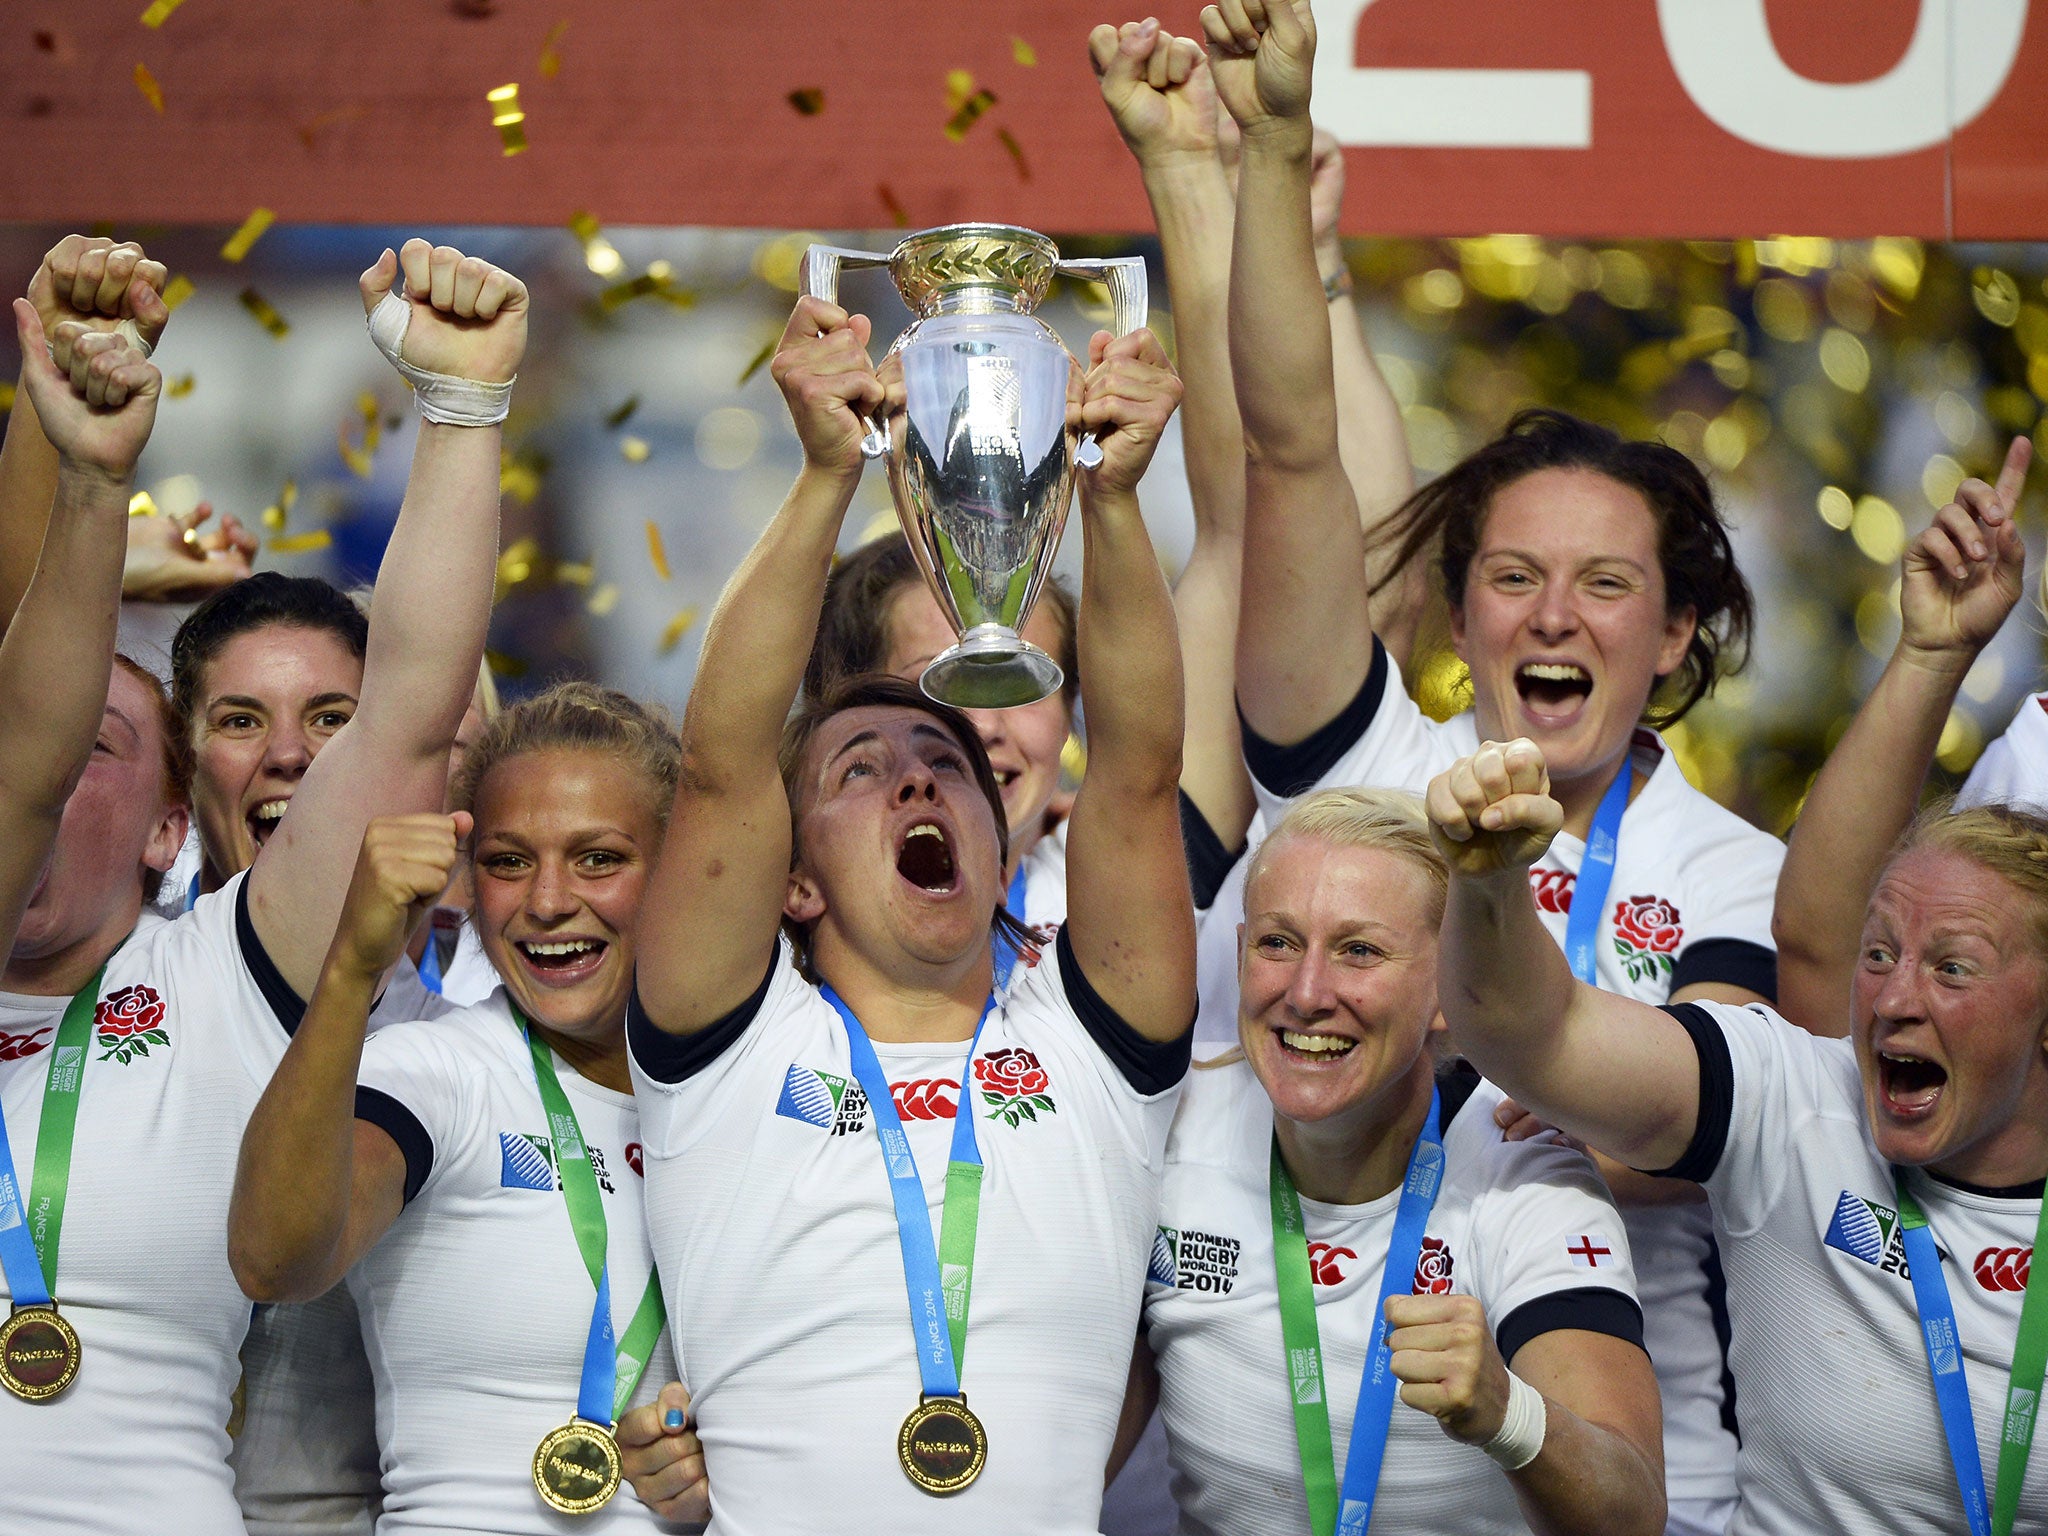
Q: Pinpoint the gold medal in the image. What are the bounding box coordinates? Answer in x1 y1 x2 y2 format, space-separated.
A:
0 1305 80 1402
898 1394 987 1495
532 1418 622 1515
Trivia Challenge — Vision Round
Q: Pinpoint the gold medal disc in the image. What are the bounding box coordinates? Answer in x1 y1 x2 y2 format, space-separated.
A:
0 1305 80 1402
898 1395 987 1495
532 1418 623 1515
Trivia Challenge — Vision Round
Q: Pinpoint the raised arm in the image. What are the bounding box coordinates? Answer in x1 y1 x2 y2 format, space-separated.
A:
0 237 169 628
247 240 523 998
1204 0 1376 746
1063 329 1198 1041
1428 739 1700 1171
634 299 887 1032
0 304 160 953
1773 438 2030 1035
231 814 460 1302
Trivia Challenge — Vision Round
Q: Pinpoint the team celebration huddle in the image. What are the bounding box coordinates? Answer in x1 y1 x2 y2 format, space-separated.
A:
4 3 2046 1535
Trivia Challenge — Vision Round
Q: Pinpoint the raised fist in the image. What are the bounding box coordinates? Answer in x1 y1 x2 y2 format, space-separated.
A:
1201 0 1317 134
12 300 160 479
330 812 471 981
769 296 891 475
27 235 170 365
1090 19 1222 169
360 239 527 386
1426 739 1563 877
1072 327 1184 497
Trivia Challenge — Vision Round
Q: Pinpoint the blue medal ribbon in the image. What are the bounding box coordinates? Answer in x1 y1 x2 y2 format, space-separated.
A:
1561 758 1634 985
991 865 1029 992
1333 1087 1445 1536
0 1120 52 1309
824 985 994 1397
418 924 445 997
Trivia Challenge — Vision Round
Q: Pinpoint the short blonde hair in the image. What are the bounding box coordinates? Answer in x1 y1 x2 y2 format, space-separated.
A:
451 681 679 829
1893 799 2048 957
1244 786 1450 928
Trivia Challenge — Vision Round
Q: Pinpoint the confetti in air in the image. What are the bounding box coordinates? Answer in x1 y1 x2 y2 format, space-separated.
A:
787 88 825 116
1011 36 1037 66
646 520 672 580
605 395 640 429
128 492 160 518
338 393 381 478
133 63 164 113
139 0 186 25
260 479 297 532
569 211 623 278
876 184 911 228
220 208 275 263
997 128 1030 181
162 274 195 310
166 373 195 397
486 84 528 156
620 436 651 463
658 608 700 655
538 21 569 78
238 287 290 338
270 530 333 555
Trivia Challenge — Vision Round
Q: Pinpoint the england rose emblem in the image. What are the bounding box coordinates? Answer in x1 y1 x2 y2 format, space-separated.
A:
95 985 170 1064
1611 895 1683 985
973 1048 1057 1128
1412 1235 1454 1295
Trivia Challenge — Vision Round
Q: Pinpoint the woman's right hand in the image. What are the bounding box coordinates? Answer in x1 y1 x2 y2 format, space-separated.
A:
1200 0 1317 136
1426 739 1563 877
770 296 887 476
328 813 469 982
617 1382 710 1525
1898 435 2029 669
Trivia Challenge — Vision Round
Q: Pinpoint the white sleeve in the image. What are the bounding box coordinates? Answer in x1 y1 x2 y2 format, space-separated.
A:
356 1019 483 1204
1958 695 2048 811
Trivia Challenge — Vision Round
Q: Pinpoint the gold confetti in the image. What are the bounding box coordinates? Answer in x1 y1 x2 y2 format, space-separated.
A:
1060 732 1087 780
646 519 671 579
338 392 381 478
484 648 529 679
494 535 543 603
139 0 186 26
876 184 910 228
486 84 528 157
260 478 297 531
737 336 776 386
500 449 543 504
944 89 996 141
162 274 195 310
787 88 825 116
166 372 195 397
538 21 569 78
945 70 976 111
270 529 333 554
657 607 700 654
586 582 620 617
1011 36 1037 66
238 287 289 338
598 261 694 313
996 128 1030 181
134 63 164 114
569 211 622 278
620 435 650 463
220 207 274 263
605 394 640 429
128 491 160 517
555 561 594 587
0 382 14 413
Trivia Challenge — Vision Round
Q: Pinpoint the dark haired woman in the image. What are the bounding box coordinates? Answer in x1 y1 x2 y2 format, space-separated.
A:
1209 5 1781 1531
618 294 1195 1529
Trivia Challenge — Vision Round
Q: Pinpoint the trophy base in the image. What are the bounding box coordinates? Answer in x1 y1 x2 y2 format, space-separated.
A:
920 630 1064 710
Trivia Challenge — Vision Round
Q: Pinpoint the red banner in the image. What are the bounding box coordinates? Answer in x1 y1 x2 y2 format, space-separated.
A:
4 0 2045 236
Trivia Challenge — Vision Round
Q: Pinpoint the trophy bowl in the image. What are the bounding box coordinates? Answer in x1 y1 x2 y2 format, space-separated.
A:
801 225 1148 709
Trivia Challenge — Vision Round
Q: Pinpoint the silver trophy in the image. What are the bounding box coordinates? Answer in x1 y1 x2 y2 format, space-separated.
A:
801 225 1148 709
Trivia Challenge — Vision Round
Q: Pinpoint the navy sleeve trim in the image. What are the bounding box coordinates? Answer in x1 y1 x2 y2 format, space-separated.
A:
1238 636 1388 799
1671 937 1778 1003
1055 924 1191 1096
235 876 306 1037
1178 789 1243 913
1495 1286 1645 1366
355 1087 432 1204
627 953 776 1086
1437 1059 1483 1130
1643 1003 1734 1184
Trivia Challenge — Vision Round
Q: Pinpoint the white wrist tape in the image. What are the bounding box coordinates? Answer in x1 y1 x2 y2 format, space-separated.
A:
1481 1371 1548 1471
366 289 513 427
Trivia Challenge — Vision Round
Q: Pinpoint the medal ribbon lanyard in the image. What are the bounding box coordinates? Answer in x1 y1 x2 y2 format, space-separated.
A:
991 865 1029 993
0 965 108 1311
1895 1171 2048 1536
824 986 995 1394
1270 1086 1445 1536
518 1016 667 1423
1561 760 1633 986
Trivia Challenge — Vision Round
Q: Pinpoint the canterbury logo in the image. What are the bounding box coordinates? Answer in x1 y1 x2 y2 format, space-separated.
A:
892 1077 959 1121
1307 1242 1355 1286
1975 1245 2034 1293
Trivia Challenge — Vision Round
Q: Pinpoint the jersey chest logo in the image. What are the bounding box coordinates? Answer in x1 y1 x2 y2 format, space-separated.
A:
1147 1225 1240 1294
497 1132 616 1193
773 1066 869 1135
0 1027 51 1061
1529 869 1576 914
1308 1242 1355 1286
1823 1190 1912 1280
893 1078 958 1121
1413 1235 1455 1294
1975 1246 2033 1293
1611 896 1684 986
94 985 169 1065
970 1048 1056 1127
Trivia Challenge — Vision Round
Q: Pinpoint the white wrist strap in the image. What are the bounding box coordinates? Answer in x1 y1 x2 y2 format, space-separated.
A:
1481 1371 1548 1471
365 289 513 427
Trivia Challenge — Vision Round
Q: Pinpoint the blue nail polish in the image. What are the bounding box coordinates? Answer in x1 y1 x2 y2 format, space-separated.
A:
664 1408 684 1430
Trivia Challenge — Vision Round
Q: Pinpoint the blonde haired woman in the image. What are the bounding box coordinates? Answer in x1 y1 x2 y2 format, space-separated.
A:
1125 787 1665 1535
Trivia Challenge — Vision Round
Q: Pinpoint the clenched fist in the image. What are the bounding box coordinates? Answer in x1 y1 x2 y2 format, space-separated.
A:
1426 739 1563 877
328 813 471 982
617 1381 710 1525
360 239 527 386
1071 327 1184 497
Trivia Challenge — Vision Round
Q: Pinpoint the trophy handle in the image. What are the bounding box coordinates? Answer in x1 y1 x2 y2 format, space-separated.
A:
1053 257 1150 340
799 244 895 459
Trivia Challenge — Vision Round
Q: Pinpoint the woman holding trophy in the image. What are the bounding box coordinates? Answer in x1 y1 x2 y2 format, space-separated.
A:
619 237 1196 1531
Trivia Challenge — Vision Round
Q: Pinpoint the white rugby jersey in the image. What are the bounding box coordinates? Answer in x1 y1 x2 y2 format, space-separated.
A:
0 878 286 1535
1146 1060 1644 1536
1657 1000 2048 1534
628 928 1189 1535
348 995 676 1535
1960 692 2048 813
1218 639 1785 1504
1016 816 1069 940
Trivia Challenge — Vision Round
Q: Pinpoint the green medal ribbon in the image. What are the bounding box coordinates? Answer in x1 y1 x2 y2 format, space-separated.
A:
517 1012 666 1420
1270 1138 1342 1533
0 965 108 1308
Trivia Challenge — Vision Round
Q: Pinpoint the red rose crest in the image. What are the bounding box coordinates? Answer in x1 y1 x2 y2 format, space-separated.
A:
1610 895 1683 985
0 1027 52 1062
1528 869 1575 915
892 1077 959 1121
94 984 169 1064
972 1048 1057 1128
1412 1235 1454 1295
